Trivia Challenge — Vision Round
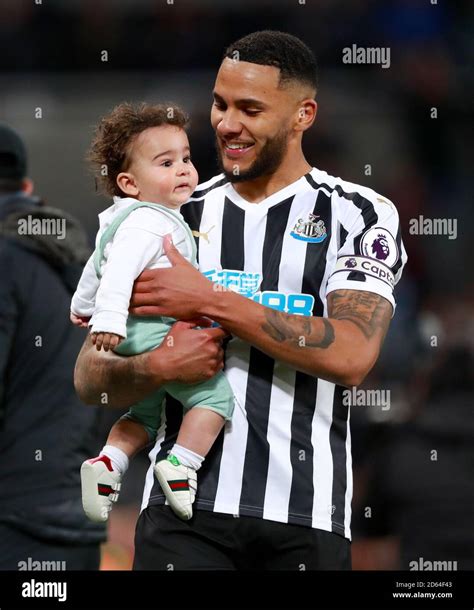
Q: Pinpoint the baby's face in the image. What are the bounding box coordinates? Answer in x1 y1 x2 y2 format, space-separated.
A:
125 125 198 208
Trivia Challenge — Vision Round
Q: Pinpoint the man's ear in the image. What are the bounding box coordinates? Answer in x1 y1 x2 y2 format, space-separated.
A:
21 178 34 195
116 172 139 197
294 99 317 132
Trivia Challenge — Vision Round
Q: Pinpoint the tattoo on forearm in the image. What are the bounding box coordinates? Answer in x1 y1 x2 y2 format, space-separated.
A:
327 289 391 340
262 308 335 349
260 290 391 349
76 335 151 406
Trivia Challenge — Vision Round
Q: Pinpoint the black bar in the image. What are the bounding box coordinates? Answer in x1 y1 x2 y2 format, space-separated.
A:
0 570 472 609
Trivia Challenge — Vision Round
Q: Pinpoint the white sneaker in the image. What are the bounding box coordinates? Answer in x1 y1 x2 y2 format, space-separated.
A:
154 455 197 521
80 455 122 523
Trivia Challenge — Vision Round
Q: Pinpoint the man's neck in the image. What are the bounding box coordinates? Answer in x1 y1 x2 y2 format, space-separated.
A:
0 190 37 217
231 157 312 204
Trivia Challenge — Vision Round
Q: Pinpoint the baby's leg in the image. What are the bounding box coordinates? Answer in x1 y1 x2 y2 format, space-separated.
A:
106 418 150 459
153 410 225 521
165 371 234 467
95 417 150 480
175 408 225 458
81 419 147 523
82 392 163 523
155 373 234 520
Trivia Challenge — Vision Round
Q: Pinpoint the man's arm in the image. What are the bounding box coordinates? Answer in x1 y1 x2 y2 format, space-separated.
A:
74 321 227 408
74 334 157 408
130 240 392 387
200 288 391 387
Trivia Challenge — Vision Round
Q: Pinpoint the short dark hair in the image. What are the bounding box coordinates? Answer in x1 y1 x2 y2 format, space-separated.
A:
0 124 27 181
87 102 189 197
223 30 317 92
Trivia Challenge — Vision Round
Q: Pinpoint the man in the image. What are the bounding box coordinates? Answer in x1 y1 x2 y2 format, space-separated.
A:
75 31 407 570
0 124 106 569
354 300 473 570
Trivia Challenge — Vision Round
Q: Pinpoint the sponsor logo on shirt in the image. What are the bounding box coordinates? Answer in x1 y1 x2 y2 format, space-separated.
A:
203 269 262 297
203 268 315 316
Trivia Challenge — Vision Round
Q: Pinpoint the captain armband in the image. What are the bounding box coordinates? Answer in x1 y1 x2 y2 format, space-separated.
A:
331 255 395 290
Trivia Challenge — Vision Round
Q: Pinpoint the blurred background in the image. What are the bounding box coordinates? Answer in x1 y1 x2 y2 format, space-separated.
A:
1 0 472 570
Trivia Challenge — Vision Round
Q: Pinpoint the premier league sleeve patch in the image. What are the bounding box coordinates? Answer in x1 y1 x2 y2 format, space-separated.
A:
359 226 399 267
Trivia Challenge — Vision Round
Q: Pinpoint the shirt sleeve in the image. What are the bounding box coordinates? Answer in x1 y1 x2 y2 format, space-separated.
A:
70 254 100 317
89 227 163 337
326 194 407 313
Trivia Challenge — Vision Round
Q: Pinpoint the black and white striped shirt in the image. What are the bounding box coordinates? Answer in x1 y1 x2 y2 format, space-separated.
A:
141 167 407 539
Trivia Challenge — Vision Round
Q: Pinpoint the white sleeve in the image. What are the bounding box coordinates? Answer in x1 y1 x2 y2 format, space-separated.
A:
70 254 100 317
89 228 163 337
326 194 407 313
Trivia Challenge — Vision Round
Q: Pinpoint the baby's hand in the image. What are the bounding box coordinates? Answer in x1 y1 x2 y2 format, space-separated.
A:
91 332 123 352
70 312 91 328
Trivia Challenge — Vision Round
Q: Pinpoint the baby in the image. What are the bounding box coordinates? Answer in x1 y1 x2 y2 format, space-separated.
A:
70 102 234 522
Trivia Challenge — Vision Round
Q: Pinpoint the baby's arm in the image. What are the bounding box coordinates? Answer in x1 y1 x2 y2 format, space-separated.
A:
70 312 90 328
70 254 101 321
90 227 163 340
91 331 122 352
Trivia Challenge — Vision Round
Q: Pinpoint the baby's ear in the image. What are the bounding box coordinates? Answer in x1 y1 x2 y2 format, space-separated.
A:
116 172 139 197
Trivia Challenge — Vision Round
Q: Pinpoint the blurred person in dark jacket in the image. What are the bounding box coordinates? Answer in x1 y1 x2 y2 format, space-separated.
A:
352 297 474 570
0 124 106 569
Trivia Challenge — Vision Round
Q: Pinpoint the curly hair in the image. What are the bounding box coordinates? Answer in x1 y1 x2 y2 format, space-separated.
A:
87 102 189 197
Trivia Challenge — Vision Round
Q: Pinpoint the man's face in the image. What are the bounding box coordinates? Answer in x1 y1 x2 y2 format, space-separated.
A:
211 58 300 183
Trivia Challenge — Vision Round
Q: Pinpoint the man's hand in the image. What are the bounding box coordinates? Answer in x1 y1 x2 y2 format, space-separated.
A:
154 320 228 384
127 233 391 388
74 318 229 407
130 235 217 319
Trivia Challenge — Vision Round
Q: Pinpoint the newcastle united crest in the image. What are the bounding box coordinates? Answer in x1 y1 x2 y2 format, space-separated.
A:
290 213 327 243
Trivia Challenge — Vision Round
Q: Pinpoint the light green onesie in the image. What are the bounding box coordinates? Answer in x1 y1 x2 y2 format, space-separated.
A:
93 201 234 439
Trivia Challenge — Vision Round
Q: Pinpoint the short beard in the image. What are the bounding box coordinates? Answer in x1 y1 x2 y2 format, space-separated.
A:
216 129 289 183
